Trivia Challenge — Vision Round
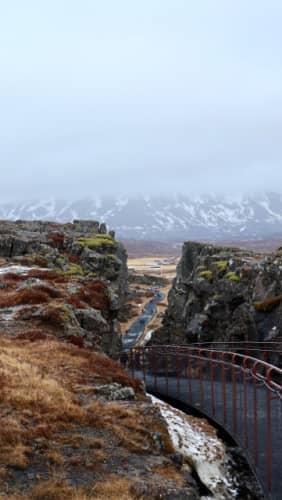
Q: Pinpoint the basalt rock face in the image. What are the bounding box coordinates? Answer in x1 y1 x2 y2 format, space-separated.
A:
152 241 282 346
0 220 127 357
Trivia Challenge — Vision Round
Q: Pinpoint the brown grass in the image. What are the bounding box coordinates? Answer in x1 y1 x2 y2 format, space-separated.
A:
0 336 177 500
16 329 48 341
68 254 80 264
0 272 26 282
0 443 30 469
88 437 104 449
73 280 110 310
85 353 142 392
19 256 50 267
26 269 61 280
26 479 81 500
92 476 135 499
47 233 65 245
66 296 88 309
8 476 137 500
0 289 50 307
31 284 62 298
0 336 175 498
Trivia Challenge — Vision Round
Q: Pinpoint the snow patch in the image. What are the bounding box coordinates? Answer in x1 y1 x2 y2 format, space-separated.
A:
137 329 154 347
150 395 237 499
0 265 34 275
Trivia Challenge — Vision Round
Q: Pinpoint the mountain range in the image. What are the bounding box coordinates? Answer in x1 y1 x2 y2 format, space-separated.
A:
1 192 282 242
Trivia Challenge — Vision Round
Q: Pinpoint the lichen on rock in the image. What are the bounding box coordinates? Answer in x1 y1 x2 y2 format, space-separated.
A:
152 241 282 345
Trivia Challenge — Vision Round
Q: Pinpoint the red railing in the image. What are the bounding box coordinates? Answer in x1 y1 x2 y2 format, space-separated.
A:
129 344 282 499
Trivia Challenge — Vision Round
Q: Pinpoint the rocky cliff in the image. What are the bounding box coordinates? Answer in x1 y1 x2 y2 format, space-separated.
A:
0 222 243 499
0 220 127 357
152 241 282 345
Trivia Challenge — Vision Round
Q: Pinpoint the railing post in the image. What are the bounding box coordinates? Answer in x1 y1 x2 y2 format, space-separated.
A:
187 352 192 402
176 349 180 399
266 367 273 493
210 351 215 416
231 353 237 435
142 348 146 386
165 351 168 396
221 352 227 424
130 349 134 379
253 361 259 467
199 349 204 409
153 348 157 392
242 357 249 450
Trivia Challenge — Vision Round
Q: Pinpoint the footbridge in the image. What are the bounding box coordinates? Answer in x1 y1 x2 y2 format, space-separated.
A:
129 342 282 499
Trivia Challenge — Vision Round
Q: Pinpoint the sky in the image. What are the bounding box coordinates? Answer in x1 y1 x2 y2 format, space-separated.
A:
1 0 282 201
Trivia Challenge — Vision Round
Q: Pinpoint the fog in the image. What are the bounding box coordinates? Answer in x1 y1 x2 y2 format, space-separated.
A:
1 1 282 201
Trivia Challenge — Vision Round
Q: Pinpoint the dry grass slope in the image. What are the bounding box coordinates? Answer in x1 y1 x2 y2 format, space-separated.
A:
0 336 172 497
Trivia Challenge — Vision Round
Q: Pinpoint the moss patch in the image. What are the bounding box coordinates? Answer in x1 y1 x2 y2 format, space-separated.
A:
199 270 213 281
78 234 117 250
196 265 207 272
226 271 240 282
215 260 228 272
64 263 85 276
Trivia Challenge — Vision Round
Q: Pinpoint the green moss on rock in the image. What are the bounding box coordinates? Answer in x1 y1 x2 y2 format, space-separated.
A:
64 263 85 276
196 265 207 272
215 260 228 272
199 270 213 281
78 234 116 250
226 271 240 282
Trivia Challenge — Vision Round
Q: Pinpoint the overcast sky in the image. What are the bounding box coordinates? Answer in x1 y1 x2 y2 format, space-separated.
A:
1 1 282 201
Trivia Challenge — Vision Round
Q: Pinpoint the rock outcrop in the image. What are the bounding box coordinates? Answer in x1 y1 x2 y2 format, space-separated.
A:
152 241 282 345
0 220 127 357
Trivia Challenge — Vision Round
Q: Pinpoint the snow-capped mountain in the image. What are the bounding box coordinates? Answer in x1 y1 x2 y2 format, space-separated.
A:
1 193 282 241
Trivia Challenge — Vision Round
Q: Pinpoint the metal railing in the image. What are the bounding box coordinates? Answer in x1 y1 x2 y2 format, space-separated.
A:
129 344 282 499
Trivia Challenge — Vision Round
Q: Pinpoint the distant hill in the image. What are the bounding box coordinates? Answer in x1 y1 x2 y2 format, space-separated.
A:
1 192 282 242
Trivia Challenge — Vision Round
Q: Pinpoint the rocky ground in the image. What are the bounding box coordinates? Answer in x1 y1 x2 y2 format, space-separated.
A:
152 241 282 350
